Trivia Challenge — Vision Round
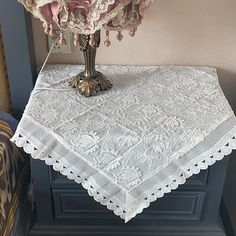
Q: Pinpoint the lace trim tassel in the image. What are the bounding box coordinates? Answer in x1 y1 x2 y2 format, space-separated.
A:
104 30 111 47
129 27 137 37
116 31 123 41
59 31 66 45
44 23 50 35
49 23 55 37
74 34 79 47
89 33 96 47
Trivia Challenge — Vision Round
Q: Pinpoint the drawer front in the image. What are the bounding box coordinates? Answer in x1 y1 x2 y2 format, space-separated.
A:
49 167 209 190
52 189 206 224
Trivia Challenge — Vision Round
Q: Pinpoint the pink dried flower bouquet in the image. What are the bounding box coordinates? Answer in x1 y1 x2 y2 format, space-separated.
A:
19 0 152 46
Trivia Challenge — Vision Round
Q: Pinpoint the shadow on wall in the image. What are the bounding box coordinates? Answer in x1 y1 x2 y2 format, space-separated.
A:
218 69 236 112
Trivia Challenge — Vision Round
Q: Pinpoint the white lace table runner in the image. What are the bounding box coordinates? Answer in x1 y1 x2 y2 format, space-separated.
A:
11 64 236 222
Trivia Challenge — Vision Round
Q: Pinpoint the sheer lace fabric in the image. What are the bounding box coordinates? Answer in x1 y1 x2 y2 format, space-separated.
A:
11 65 236 222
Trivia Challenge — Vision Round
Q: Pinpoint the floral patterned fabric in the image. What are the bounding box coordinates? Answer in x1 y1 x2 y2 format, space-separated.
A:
19 0 153 35
0 119 29 236
11 65 236 222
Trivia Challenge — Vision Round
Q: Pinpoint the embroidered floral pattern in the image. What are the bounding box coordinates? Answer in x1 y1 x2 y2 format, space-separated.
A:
73 131 100 154
115 166 141 187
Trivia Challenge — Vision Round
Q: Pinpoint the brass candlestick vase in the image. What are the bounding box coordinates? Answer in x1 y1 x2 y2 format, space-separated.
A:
69 31 112 97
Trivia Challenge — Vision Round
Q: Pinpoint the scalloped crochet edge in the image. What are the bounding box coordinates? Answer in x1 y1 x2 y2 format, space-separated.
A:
125 134 236 221
11 133 236 222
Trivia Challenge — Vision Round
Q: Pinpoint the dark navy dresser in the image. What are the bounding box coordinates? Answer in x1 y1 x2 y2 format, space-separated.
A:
28 156 229 236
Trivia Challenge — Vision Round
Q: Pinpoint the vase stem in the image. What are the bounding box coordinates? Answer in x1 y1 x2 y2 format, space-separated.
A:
69 30 112 96
83 45 97 78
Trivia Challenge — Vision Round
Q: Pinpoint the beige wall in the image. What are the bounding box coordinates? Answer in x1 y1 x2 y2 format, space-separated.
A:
32 0 236 104
33 0 236 68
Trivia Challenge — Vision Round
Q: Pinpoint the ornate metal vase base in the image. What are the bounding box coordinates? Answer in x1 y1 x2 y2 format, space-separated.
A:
69 72 112 97
69 30 112 97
